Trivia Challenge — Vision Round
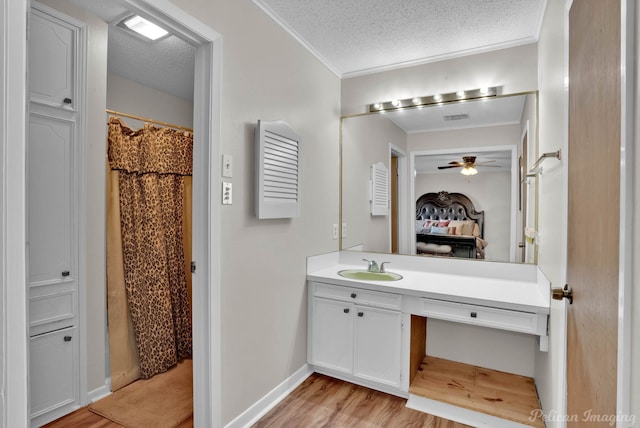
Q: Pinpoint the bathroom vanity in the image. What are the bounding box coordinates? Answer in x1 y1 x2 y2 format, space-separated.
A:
307 251 550 428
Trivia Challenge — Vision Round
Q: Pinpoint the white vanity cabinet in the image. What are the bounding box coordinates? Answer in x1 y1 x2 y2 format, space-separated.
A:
308 281 403 391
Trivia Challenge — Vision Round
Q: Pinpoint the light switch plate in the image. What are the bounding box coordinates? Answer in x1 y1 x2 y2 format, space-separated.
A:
222 182 232 205
222 154 233 178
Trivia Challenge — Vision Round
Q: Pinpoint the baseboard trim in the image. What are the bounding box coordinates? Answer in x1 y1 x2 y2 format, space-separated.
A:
224 364 313 428
88 379 111 403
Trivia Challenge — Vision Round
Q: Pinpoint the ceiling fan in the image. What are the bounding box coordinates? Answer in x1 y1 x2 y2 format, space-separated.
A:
437 156 499 176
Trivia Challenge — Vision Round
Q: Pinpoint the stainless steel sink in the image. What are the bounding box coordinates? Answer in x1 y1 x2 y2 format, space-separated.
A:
337 269 403 281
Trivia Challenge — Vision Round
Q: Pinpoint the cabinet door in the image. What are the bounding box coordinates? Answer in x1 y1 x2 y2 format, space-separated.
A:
28 114 74 288
29 9 75 108
30 328 78 422
311 297 353 373
353 306 402 387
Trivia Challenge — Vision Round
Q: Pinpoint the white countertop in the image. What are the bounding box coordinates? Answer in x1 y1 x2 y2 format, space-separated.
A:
307 251 550 315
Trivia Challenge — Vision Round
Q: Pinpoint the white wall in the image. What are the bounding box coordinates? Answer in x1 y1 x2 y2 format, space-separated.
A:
632 0 640 420
342 114 407 252
172 1 341 424
535 0 568 425
341 43 538 116
415 171 511 262
1 0 29 424
107 73 194 129
0 0 5 421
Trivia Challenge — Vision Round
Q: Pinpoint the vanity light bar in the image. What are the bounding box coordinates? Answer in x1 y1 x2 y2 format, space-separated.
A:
369 87 498 113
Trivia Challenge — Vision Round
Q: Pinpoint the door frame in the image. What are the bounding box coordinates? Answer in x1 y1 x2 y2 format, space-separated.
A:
390 145 408 254
560 0 634 420
616 0 634 418
1 0 223 426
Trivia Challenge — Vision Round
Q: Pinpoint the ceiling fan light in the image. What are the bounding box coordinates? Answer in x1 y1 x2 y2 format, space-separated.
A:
460 166 477 176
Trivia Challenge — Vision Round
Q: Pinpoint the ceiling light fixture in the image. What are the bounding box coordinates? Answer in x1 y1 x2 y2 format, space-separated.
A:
117 14 170 41
460 166 478 176
368 86 498 113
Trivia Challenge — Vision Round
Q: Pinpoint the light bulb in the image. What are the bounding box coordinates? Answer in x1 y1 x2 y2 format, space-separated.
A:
460 166 477 176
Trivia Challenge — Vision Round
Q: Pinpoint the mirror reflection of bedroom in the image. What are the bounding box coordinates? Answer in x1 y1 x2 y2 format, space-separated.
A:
341 92 537 264
411 94 537 264
32 0 195 426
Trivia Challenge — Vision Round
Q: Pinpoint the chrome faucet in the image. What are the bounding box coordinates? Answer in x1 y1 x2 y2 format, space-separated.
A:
379 262 390 273
362 258 379 273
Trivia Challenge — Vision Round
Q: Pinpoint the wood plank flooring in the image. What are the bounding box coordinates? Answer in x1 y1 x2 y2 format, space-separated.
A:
42 407 193 428
409 356 544 428
253 373 469 427
46 373 467 427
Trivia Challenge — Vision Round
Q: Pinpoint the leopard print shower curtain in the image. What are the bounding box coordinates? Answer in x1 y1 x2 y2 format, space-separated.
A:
107 117 192 379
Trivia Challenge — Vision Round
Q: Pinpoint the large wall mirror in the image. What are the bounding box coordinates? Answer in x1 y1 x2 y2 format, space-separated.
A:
340 91 538 264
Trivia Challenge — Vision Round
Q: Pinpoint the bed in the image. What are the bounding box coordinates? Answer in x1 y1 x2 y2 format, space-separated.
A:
415 191 487 259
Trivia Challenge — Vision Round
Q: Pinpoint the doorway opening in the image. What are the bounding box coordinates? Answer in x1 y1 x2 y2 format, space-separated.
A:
28 0 222 426
390 145 407 254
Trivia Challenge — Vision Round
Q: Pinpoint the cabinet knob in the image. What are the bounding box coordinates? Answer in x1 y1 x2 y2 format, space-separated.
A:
64 335 72 342
470 312 477 318
343 308 350 314
63 98 72 104
357 312 364 317
350 293 357 299
61 270 70 277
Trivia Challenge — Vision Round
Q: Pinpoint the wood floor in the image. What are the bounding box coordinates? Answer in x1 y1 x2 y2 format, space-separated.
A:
410 356 544 428
46 373 467 428
253 373 469 427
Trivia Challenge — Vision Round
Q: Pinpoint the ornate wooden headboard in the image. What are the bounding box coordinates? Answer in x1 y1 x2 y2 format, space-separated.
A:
416 191 485 237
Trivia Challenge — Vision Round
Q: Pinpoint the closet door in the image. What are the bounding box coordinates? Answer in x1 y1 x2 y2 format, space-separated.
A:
28 113 77 337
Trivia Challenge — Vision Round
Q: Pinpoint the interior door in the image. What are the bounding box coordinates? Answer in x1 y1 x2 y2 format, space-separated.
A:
567 0 620 421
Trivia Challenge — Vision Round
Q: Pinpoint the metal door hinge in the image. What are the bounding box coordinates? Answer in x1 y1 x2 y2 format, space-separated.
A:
191 261 196 274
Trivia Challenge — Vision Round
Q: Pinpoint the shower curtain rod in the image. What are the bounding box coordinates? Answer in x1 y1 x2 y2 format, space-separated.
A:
106 109 193 132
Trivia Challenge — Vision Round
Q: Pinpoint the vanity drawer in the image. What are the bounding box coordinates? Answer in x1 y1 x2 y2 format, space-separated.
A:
420 298 544 335
312 282 401 310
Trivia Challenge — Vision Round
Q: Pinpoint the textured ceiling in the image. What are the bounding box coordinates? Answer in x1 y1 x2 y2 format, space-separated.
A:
71 0 545 101
253 0 547 77
71 0 195 101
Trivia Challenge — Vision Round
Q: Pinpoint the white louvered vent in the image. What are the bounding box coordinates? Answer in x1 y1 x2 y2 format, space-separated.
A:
370 162 388 216
256 120 301 219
